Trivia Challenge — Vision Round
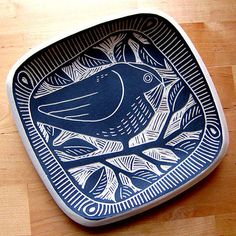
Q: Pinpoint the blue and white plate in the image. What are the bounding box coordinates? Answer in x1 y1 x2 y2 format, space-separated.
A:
7 10 228 226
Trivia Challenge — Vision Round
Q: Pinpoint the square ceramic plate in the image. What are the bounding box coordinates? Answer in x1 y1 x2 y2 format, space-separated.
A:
7 10 228 227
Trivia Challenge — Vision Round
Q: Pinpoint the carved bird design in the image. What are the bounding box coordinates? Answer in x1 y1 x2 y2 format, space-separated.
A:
31 63 165 149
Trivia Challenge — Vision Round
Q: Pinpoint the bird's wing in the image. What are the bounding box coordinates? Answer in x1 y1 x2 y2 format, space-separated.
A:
37 69 124 122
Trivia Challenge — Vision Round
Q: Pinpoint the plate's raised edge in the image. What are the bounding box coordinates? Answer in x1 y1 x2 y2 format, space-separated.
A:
6 9 229 227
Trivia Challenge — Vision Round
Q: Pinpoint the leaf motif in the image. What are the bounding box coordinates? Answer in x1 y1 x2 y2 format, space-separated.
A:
87 167 107 196
54 140 97 162
138 46 164 67
127 39 142 63
46 71 74 85
34 71 73 98
34 81 64 99
166 131 202 147
107 154 163 176
37 122 55 142
53 130 79 146
94 166 119 202
62 59 87 81
117 173 141 200
114 38 136 62
173 140 198 155
129 31 165 67
119 173 141 193
168 80 190 113
68 163 103 189
69 164 139 202
95 33 126 62
133 32 150 45
143 147 180 163
132 170 159 188
117 186 136 200
164 95 196 138
53 129 122 151
181 105 204 132
113 39 126 62
51 130 99 161
52 129 123 162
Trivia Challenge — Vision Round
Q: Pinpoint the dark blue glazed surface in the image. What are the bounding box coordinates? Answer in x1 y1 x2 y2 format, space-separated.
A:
12 14 223 221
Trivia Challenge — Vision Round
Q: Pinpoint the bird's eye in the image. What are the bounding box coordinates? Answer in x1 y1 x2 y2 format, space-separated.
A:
143 73 153 83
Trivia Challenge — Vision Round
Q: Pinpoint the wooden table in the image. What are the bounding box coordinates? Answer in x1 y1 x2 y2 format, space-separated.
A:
0 0 236 235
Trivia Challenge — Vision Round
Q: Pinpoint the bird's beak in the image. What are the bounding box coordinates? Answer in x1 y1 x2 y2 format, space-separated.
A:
144 83 164 111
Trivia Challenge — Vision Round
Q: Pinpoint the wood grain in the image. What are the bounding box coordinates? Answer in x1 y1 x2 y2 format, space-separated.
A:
0 185 31 236
0 0 235 235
